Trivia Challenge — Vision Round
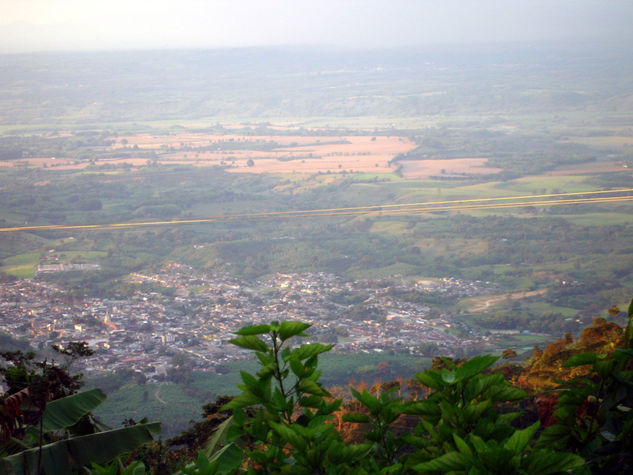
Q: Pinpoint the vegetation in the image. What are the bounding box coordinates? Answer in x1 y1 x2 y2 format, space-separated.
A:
135 297 630 474
2 43 633 472
0 345 160 474
2 297 633 473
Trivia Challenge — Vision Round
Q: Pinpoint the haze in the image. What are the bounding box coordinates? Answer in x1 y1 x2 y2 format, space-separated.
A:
1 0 632 53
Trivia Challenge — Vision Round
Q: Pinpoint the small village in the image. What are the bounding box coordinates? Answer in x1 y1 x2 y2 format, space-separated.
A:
0 264 503 380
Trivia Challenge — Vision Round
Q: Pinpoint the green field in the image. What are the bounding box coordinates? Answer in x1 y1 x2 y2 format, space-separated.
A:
0 252 39 277
93 383 202 438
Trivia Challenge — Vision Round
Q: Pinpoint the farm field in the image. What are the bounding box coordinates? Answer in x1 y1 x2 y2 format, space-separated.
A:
0 132 418 175
400 158 502 179
544 161 628 175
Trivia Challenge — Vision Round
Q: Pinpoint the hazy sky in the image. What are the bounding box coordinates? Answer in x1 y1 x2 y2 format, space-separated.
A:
1 0 632 53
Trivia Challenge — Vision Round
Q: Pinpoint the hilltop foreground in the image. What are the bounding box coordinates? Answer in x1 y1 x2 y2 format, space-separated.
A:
2 298 632 474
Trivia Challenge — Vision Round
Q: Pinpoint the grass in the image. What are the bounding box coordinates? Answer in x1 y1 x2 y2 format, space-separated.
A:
190 360 259 397
496 175 597 194
494 333 554 350
561 136 633 148
94 383 202 438
552 212 633 226
349 172 399 181
346 262 422 280
55 250 107 263
412 238 489 258
0 252 39 277
524 302 579 317
369 220 410 236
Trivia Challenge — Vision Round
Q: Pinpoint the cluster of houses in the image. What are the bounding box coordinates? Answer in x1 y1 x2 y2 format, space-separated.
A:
0 264 500 380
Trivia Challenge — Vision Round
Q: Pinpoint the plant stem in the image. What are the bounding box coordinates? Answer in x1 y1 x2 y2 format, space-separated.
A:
271 332 291 423
37 413 43 475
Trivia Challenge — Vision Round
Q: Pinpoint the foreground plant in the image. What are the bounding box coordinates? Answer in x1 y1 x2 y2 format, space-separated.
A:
0 389 160 474
220 321 370 474
538 297 633 472
406 355 583 473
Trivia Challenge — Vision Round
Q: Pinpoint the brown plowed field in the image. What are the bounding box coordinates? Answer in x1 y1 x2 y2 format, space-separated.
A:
0 132 510 178
0 132 417 174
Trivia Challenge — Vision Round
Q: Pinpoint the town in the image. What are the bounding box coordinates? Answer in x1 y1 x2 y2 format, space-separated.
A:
1 263 506 380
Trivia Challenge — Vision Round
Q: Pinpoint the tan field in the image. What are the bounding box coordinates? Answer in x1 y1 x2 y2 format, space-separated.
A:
0 132 418 174
399 158 501 179
0 157 152 170
462 289 548 313
0 131 514 178
112 133 416 174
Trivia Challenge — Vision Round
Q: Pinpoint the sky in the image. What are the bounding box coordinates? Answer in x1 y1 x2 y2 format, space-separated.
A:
1 0 632 53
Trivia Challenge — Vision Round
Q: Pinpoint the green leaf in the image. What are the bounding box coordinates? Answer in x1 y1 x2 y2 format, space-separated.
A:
271 387 287 410
535 425 571 448
595 359 615 378
298 378 327 396
469 434 488 453
465 373 504 400
342 413 370 423
203 416 234 457
209 443 243 475
351 388 381 414
455 355 499 381
626 298 633 348
418 419 441 442
504 421 539 454
239 371 269 399
414 451 469 471
121 461 146 475
40 388 106 433
299 395 322 408
497 412 521 426
235 324 271 336
229 335 269 353
269 421 306 451
291 343 334 360
414 370 443 390
221 392 261 410
453 433 473 457
288 356 306 378
563 352 598 367
526 449 585 474
279 322 311 341
612 348 633 360
3 422 160 475
403 400 441 417
343 442 372 460
487 385 526 402
463 400 492 424
441 370 456 384
255 351 273 365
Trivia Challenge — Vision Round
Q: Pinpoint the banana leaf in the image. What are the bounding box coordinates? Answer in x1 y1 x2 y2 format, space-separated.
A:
23 388 107 445
42 388 107 433
1 421 160 475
